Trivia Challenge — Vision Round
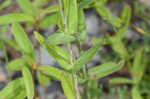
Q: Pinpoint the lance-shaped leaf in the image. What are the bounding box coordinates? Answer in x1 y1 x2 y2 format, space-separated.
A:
16 0 35 17
4 39 21 51
0 13 34 24
40 5 59 16
78 0 94 9
132 86 143 99
92 38 104 44
33 0 53 8
116 5 131 39
73 40 103 71
39 13 58 28
35 31 70 60
88 61 124 79
61 73 77 99
7 58 28 70
78 8 87 42
109 77 133 84
22 67 34 99
38 65 68 81
63 0 78 34
88 79 99 99
15 90 27 99
68 0 78 34
0 78 26 99
44 5 58 13
35 31 72 70
95 5 122 28
107 37 128 59
37 70 50 87
132 47 146 84
0 0 13 10
12 23 35 60
46 32 76 45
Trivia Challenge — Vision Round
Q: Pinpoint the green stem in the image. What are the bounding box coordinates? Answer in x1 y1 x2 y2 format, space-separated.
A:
58 0 80 98
67 43 80 99
58 0 67 29
77 41 90 99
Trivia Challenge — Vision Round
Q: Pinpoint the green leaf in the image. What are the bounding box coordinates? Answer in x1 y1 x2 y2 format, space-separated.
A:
38 65 68 81
15 90 27 99
95 4 122 27
46 32 76 45
0 78 26 99
132 86 143 99
95 5 111 20
0 24 9 35
33 0 52 8
107 37 128 59
61 73 77 99
7 58 28 70
4 39 21 51
78 8 87 42
116 5 131 39
78 0 94 9
88 61 124 79
109 77 133 84
91 38 104 44
63 0 78 34
35 31 72 70
132 47 146 84
0 13 34 24
108 17 122 28
88 79 99 99
73 41 103 71
22 67 34 99
0 0 13 10
68 0 78 34
16 0 35 17
40 5 59 16
12 23 35 60
44 5 58 13
39 13 58 28
37 70 50 87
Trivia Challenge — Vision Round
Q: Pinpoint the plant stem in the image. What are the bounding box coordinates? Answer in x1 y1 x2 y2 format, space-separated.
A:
58 0 80 98
67 43 80 99
77 41 90 99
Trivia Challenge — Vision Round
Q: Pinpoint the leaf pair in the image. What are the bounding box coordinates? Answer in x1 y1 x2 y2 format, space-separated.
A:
35 32 72 70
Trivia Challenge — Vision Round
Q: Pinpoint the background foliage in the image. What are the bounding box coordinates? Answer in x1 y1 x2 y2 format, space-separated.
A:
0 0 150 99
